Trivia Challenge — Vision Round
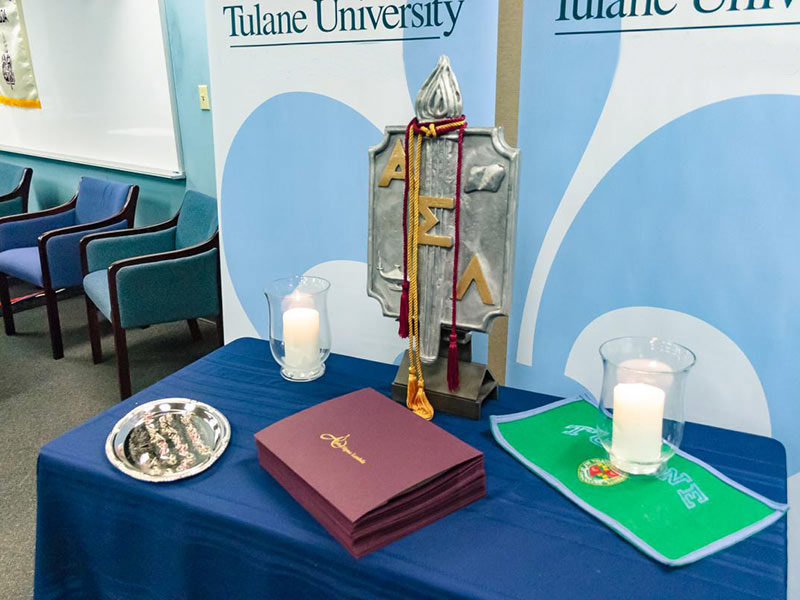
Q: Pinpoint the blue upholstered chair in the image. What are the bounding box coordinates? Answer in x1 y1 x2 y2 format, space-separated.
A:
0 163 32 218
0 177 138 358
80 191 221 399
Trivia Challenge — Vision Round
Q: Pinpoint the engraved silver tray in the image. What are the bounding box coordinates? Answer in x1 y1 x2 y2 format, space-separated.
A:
105 398 231 483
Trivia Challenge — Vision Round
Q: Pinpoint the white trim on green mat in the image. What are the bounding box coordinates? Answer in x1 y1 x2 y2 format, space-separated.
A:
490 396 788 567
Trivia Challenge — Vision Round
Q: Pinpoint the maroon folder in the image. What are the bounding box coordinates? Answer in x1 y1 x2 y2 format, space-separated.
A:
254 388 486 557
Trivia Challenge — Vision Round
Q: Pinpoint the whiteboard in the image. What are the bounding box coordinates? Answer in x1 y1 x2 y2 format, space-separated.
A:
0 0 183 178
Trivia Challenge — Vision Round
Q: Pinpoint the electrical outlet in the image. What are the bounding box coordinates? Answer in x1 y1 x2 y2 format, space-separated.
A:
198 85 211 110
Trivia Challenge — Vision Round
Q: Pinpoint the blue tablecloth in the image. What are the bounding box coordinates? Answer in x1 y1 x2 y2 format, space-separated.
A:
35 338 788 599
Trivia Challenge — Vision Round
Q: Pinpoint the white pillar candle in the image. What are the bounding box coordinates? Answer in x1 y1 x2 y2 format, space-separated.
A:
611 383 666 464
283 307 320 371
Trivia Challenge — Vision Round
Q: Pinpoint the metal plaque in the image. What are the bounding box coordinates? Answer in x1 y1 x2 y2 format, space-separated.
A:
367 58 519 364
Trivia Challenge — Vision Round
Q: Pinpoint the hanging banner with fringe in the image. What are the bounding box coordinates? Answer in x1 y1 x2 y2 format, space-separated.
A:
0 0 40 109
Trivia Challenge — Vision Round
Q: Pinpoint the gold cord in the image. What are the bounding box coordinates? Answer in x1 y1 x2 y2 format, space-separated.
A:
406 128 433 420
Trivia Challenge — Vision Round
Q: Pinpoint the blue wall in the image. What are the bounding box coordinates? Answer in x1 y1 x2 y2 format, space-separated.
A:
0 0 216 225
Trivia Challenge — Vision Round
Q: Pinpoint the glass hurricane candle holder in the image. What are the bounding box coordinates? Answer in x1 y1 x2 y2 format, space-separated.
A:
596 337 696 475
265 276 331 382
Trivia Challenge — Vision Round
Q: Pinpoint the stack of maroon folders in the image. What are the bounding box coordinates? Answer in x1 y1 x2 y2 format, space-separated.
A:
255 388 486 558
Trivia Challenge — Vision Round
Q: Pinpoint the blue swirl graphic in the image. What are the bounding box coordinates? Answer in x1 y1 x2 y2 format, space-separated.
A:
519 95 800 474
221 92 381 337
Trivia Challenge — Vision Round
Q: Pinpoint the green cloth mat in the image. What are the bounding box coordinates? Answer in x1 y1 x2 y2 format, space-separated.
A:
490 397 787 566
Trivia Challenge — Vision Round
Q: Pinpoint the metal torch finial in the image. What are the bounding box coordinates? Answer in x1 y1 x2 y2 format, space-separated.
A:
414 55 463 121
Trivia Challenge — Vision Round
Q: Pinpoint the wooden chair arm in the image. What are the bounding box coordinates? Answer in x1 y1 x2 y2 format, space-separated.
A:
107 232 219 325
0 194 76 227
80 213 179 276
0 168 32 212
38 186 138 290
39 212 132 251
108 232 218 277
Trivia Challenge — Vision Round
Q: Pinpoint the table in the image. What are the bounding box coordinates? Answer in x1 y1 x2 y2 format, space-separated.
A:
35 338 788 599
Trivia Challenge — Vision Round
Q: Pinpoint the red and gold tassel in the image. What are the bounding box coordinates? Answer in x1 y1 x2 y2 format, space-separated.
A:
398 122 414 339
447 121 467 391
400 116 467 416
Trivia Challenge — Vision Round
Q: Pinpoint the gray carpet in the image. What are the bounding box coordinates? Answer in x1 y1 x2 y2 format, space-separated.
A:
0 294 219 599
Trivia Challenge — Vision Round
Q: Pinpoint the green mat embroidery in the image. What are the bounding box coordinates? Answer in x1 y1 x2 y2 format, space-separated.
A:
490 397 788 566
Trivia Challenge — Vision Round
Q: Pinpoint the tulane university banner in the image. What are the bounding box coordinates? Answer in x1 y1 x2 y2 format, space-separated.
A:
0 0 40 109
505 0 800 583
205 0 498 364
207 1 798 584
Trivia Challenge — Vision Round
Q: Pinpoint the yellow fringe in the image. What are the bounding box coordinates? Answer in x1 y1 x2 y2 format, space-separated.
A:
0 96 42 109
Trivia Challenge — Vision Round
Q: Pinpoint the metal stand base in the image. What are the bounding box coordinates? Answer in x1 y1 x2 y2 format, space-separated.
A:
391 351 498 420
